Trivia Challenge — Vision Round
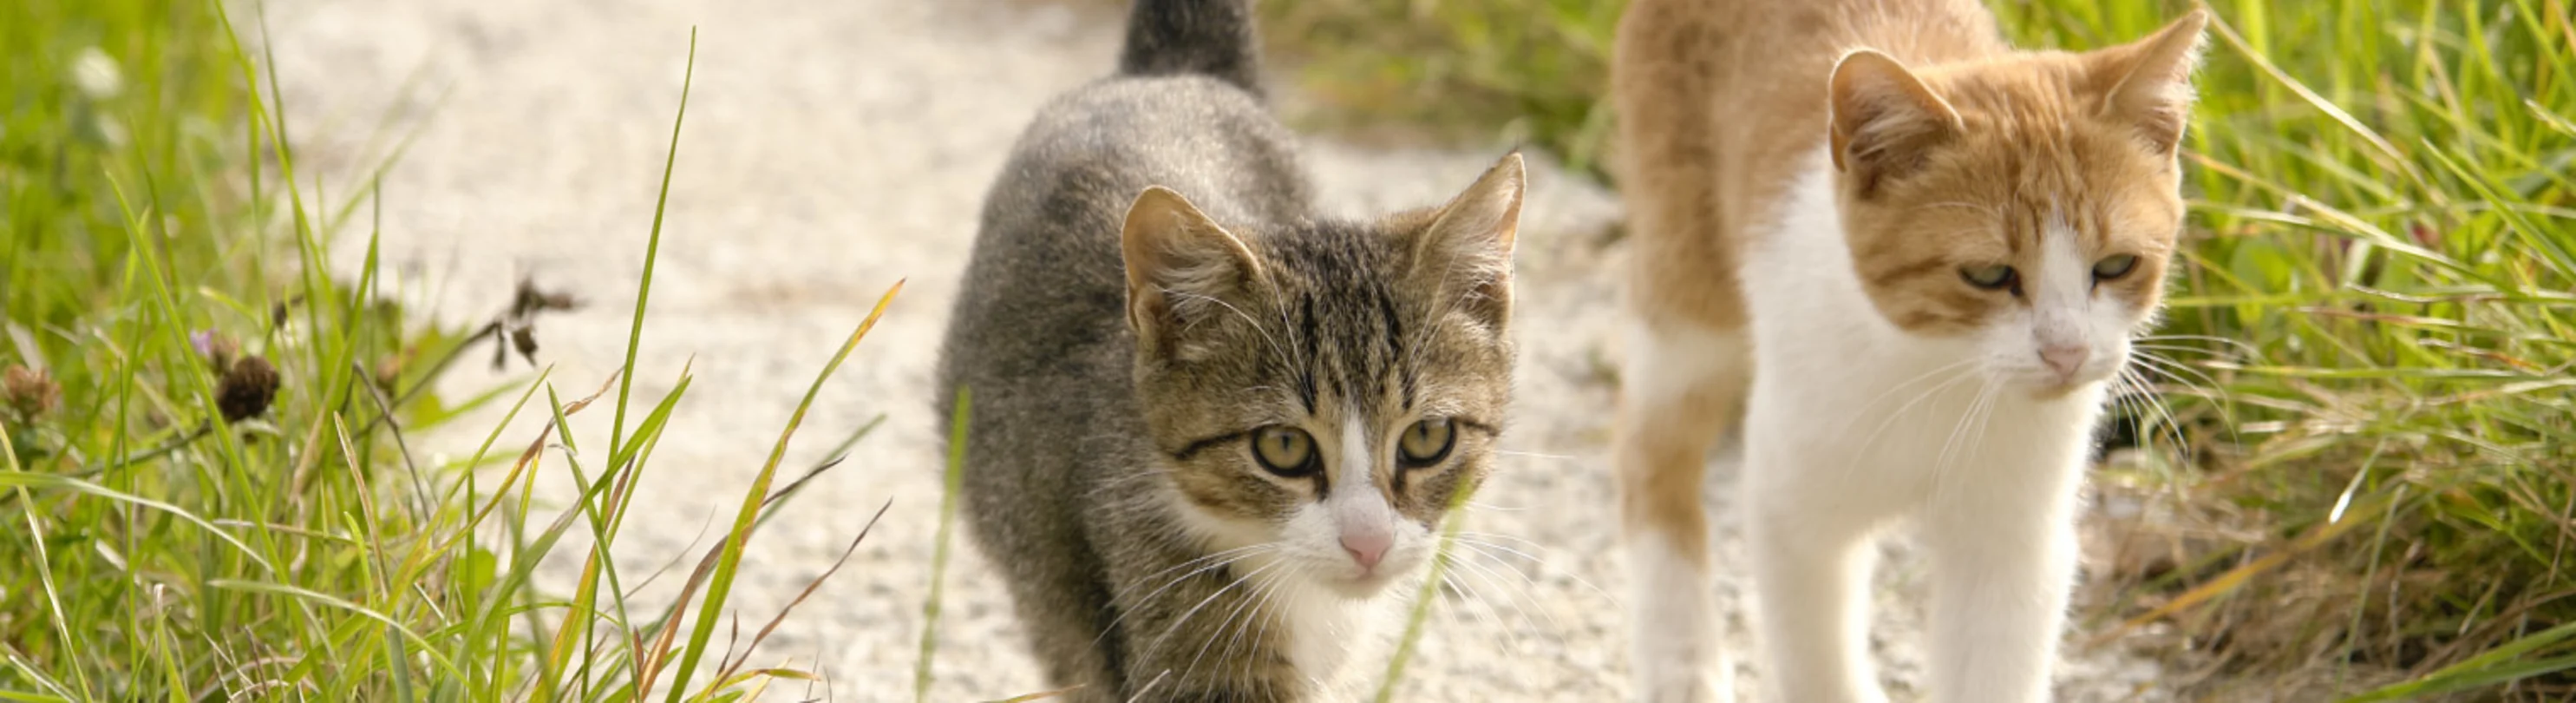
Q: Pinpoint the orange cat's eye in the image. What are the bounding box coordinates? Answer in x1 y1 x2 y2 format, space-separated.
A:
1959 264 2017 292
2092 254 2141 281
1251 426 1317 477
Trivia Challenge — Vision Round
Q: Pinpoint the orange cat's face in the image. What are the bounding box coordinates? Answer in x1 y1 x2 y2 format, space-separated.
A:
1829 13 2207 395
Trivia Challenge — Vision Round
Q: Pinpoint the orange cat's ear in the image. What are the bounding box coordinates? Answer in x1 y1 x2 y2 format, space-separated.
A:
1828 49 1963 195
1121 187 1264 345
2091 10 2210 155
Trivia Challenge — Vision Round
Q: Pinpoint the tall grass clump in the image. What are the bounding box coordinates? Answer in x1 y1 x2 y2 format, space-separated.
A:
3 3 892 699
2006 1 2576 699
1265 0 2573 699
1260 0 1625 174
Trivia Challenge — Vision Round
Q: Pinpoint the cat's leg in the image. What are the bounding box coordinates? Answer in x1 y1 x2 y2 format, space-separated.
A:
1611 1 1744 695
1920 464 2082 703
1615 320 1749 703
1744 445 1886 703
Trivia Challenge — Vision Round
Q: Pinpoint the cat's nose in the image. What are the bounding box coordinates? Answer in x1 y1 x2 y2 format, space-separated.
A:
2038 343 2089 378
1340 529 1390 570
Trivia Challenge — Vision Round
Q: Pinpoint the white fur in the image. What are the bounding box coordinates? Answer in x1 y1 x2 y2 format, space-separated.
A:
1628 529 1736 703
1632 150 2132 703
1623 320 1749 411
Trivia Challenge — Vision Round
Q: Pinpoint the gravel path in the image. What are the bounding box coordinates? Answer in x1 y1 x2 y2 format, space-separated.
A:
265 0 2174 699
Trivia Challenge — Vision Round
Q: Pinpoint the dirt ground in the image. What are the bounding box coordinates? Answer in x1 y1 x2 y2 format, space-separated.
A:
265 0 2177 699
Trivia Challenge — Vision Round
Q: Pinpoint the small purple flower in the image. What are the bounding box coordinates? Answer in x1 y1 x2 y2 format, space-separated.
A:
190 330 239 371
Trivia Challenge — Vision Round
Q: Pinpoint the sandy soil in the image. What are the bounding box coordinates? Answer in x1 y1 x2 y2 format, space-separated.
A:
263 0 2176 699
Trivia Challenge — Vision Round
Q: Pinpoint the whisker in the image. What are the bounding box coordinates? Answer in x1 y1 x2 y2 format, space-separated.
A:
1437 555 1552 693
1454 530 1546 550
1493 450 1580 462
1117 543 1276 601
1929 378 1998 509
1448 542 1578 653
1842 368 1979 485
2122 365 2199 461
1436 561 1522 654
2128 343 2234 358
1126 669 1171 703
1169 289 1294 365
1102 544 1280 647
1836 358 1979 437
2111 367 2166 452
2129 352 2231 398
1188 559 1291 687
1453 535 1618 603
1145 559 1284 661
1433 546 1565 693
1240 563 1301 696
1464 500 1530 513
2126 351 2240 441
2136 333 2263 355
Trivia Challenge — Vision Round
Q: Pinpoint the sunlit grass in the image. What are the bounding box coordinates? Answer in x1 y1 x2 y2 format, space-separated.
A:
0 3 895 700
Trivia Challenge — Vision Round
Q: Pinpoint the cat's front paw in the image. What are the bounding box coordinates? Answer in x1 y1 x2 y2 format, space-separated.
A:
1629 610 1734 703
1631 657 1732 703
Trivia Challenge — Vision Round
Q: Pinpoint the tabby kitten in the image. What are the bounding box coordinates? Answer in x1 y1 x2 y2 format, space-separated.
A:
1608 1 2207 701
934 0 1526 700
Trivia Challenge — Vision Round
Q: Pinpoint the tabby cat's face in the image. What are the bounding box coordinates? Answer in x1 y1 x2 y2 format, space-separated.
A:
1121 156 1522 597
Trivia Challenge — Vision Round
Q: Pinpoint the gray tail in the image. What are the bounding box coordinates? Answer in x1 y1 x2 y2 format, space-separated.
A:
1116 0 1262 95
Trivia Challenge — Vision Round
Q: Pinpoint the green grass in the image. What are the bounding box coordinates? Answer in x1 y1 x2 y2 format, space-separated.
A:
1267 0 2576 698
0 3 897 700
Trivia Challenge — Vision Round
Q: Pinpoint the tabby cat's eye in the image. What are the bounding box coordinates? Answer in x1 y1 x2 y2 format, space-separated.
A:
1960 264 2017 292
2091 254 2141 281
1252 426 1317 477
1397 417 1455 468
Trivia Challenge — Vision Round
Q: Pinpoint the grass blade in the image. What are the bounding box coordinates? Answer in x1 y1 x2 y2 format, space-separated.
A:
918 386 969 703
664 279 902 702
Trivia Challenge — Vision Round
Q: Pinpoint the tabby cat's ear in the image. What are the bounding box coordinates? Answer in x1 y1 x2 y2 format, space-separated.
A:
2089 10 2209 155
1413 152 1524 328
1121 186 1265 347
1828 49 1962 194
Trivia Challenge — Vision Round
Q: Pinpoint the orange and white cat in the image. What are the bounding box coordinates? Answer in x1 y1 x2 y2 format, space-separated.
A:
1608 2 2207 701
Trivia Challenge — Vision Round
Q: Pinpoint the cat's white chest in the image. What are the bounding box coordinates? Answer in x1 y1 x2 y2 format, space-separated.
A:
1268 575 1404 700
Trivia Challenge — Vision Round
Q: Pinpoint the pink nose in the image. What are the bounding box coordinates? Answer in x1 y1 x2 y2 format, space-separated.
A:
1341 530 1391 570
2039 344 2089 378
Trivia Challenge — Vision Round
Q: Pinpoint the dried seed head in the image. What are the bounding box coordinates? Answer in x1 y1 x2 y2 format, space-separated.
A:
510 326 539 364
510 279 581 318
4 365 61 419
217 355 280 423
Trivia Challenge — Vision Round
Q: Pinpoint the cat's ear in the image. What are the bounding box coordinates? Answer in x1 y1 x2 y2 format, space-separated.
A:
1828 49 1963 194
1413 152 1525 327
2089 10 2209 155
1121 187 1264 346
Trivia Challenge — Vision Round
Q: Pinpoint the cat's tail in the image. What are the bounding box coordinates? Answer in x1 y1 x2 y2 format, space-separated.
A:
1116 0 1262 96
